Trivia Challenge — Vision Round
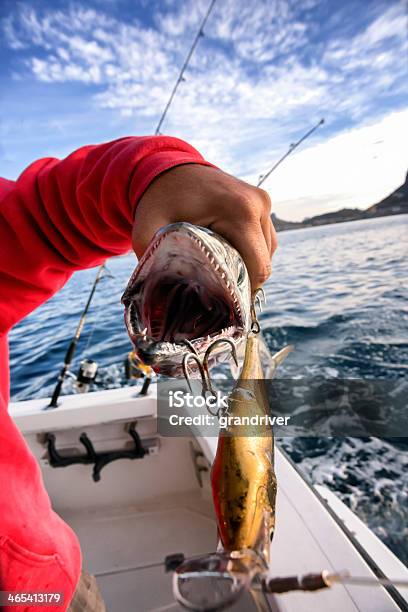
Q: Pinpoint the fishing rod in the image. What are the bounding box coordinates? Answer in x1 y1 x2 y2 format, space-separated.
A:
257 118 325 187
50 7 317 406
261 570 408 593
55 1 218 400
172 550 408 610
155 0 217 135
48 265 106 408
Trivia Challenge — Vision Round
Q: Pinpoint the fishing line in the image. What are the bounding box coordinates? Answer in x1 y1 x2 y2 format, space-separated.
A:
82 317 97 358
82 266 115 359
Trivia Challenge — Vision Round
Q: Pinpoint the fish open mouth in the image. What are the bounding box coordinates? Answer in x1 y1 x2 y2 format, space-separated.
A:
122 227 246 361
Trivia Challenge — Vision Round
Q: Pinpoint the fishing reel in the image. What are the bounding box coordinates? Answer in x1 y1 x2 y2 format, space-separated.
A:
125 351 154 396
171 551 408 611
125 351 153 380
75 359 98 393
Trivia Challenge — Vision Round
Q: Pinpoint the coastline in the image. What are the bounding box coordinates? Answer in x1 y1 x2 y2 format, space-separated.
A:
275 209 408 232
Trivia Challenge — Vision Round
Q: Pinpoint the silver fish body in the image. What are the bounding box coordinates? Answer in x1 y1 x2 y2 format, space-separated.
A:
122 223 251 375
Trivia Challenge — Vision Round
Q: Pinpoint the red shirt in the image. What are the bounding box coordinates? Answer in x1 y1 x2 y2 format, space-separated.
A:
0 136 211 609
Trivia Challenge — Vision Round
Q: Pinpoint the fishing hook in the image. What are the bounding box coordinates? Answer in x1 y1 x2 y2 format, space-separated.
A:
203 338 238 378
250 288 266 334
182 352 218 416
181 339 199 356
182 338 238 417
182 353 209 394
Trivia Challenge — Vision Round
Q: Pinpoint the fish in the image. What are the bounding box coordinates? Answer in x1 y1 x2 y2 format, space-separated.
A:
211 334 292 565
122 222 251 375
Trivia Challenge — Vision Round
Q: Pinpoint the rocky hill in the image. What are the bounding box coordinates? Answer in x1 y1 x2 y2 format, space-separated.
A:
271 213 303 232
366 171 408 217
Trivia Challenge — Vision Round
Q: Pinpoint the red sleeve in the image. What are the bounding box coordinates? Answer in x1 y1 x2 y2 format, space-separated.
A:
0 135 213 333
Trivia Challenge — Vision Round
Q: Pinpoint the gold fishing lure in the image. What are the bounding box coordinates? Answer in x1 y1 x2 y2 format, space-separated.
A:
211 334 291 564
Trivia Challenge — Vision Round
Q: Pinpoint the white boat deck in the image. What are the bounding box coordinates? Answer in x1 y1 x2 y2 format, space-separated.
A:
64 491 266 611
10 385 408 612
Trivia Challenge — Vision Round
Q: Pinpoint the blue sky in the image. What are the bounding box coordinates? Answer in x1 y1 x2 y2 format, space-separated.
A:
1 0 407 220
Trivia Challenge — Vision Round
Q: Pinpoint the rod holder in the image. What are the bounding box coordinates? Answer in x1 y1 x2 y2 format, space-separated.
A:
45 422 147 482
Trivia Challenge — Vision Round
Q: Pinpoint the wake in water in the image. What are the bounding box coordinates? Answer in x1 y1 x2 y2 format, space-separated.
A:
279 436 408 565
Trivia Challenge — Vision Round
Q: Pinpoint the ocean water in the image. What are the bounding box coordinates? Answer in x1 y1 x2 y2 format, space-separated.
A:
8 214 408 565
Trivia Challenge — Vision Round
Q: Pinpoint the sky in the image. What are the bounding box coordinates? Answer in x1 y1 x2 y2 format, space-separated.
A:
0 0 407 221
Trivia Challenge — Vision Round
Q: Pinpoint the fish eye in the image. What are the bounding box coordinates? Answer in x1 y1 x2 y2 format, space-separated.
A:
237 262 245 285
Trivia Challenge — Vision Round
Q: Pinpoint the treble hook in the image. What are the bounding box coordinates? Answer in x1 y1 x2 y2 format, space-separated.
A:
182 352 219 416
181 339 199 356
181 338 238 417
203 338 238 376
182 353 209 391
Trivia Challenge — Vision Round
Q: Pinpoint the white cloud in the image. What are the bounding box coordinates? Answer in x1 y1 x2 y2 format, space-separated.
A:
156 0 204 36
322 4 407 75
3 2 406 127
2 0 407 218
2 15 26 49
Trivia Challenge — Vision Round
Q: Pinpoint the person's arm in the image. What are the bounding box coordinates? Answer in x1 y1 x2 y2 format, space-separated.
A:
0 136 213 333
0 135 277 336
133 164 277 289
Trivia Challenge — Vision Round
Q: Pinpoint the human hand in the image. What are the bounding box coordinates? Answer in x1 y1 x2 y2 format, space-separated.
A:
132 164 277 289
